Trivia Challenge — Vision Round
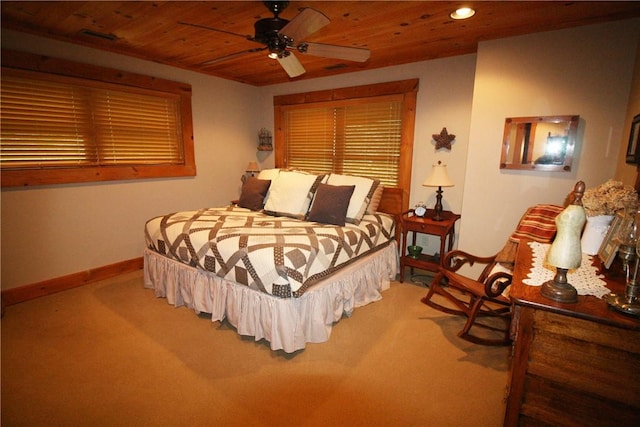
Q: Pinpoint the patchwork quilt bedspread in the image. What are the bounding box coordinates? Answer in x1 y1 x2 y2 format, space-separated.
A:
145 206 396 297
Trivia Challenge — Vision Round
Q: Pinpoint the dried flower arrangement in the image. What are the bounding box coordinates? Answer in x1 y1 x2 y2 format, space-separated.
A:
582 179 638 217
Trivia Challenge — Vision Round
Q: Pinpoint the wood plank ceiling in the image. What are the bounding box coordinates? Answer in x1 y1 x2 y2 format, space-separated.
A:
2 1 640 86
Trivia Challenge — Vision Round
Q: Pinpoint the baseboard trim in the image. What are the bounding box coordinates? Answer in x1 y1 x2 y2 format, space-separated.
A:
1 257 144 308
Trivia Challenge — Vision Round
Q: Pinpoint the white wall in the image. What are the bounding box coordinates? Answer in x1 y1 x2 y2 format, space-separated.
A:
1 30 262 289
459 19 640 260
2 18 639 291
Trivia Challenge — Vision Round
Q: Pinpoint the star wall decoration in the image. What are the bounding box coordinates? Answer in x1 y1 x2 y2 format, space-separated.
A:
433 127 455 150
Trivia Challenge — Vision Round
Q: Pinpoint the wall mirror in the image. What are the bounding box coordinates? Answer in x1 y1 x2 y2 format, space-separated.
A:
500 115 579 171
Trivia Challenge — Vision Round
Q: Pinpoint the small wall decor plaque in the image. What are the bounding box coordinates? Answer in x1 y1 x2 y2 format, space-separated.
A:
258 128 273 151
433 127 455 150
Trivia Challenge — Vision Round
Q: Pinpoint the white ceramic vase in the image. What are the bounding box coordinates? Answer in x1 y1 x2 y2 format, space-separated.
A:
581 214 614 255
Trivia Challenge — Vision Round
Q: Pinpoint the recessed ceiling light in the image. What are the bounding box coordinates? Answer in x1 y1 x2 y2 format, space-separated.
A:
450 7 475 20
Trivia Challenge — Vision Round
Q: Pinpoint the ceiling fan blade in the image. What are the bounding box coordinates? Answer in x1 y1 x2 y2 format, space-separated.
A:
277 53 305 78
201 47 267 66
178 21 252 41
301 42 371 62
280 8 330 44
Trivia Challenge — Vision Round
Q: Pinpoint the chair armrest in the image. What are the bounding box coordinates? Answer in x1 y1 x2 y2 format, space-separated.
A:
484 271 513 298
443 250 498 273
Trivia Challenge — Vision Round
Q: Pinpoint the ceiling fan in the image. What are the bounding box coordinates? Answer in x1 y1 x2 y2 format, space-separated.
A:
179 1 371 78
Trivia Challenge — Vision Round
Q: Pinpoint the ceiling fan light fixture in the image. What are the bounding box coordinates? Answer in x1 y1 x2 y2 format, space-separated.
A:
182 2 370 79
450 7 475 20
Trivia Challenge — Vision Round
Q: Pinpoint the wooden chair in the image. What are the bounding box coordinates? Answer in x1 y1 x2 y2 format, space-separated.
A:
421 204 565 346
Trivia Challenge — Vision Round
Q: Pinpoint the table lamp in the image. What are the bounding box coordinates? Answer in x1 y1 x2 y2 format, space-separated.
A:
422 161 454 221
241 161 260 184
246 161 260 177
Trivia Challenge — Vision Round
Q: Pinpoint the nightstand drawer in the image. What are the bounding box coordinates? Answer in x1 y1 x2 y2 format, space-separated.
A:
404 220 442 234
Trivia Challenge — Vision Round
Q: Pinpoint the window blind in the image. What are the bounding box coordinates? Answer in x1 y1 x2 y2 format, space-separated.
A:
284 99 402 187
1 71 183 170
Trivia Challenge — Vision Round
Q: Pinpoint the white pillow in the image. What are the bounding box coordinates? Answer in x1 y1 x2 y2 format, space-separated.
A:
257 168 280 205
257 168 280 181
263 170 325 219
327 174 381 224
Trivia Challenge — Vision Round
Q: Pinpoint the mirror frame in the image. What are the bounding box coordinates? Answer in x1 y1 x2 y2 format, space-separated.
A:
625 113 640 164
500 115 579 172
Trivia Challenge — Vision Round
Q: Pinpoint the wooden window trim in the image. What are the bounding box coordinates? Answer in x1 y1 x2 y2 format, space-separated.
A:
1 49 195 187
273 79 418 211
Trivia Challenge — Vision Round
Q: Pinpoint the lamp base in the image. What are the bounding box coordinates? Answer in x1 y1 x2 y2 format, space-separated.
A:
541 268 578 303
432 187 444 221
604 292 640 317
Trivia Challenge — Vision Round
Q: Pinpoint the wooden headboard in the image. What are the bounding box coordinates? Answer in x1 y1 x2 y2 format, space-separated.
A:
378 187 406 243
378 187 404 216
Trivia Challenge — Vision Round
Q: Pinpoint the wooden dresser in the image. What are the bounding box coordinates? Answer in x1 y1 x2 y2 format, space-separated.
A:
504 241 640 426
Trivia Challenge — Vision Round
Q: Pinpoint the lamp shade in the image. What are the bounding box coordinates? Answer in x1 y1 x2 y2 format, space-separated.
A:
422 162 454 187
246 161 260 173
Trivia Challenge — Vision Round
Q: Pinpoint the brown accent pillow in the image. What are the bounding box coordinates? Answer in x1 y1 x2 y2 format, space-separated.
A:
366 183 384 214
238 177 271 211
307 183 356 226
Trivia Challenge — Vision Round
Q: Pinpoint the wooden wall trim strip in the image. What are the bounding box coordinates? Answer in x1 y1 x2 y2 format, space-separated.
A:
273 78 419 106
1 257 143 308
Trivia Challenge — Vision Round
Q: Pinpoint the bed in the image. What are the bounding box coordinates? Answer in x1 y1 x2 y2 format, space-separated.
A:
144 169 403 352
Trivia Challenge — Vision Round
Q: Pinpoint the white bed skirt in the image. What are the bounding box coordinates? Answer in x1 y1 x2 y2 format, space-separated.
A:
143 241 398 353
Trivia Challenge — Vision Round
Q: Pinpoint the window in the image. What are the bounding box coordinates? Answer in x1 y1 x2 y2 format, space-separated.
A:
274 79 418 207
1 50 195 187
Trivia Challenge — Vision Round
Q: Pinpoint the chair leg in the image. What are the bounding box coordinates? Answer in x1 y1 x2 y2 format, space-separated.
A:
458 300 512 346
458 296 484 337
421 272 512 346
421 273 472 318
420 272 441 304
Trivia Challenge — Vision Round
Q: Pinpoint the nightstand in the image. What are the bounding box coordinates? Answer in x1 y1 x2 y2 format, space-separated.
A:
400 209 461 282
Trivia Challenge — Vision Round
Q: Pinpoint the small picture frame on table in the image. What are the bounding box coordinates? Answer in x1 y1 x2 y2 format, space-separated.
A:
598 212 624 269
625 114 640 164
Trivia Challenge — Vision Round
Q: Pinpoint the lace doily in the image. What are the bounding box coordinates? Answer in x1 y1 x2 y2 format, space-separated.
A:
523 241 610 298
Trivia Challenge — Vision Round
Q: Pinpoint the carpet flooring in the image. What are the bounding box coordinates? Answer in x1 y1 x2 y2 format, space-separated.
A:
1 270 509 426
